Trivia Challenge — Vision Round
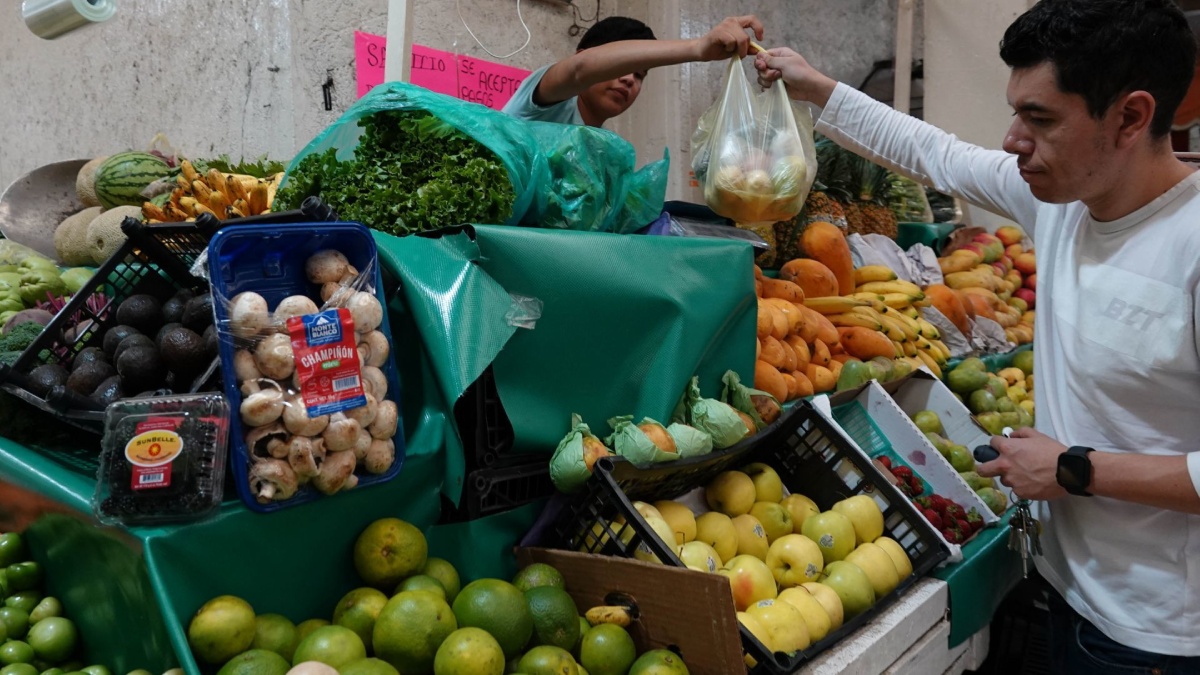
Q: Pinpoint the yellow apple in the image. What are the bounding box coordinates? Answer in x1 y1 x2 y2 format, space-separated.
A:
749 501 794 544
765 534 824 589
800 511 856 565
732 514 770 560
747 599 810 654
831 495 884 545
632 500 664 522
874 536 913 579
801 582 844 630
741 462 784 503
778 587 833 643
706 471 757 517
633 515 679 564
781 493 820 533
718 554 777 611
820 561 876 620
844 543 900 598
678 540 723 573
653 500 697 545
738 611 770 668
695 511 738 563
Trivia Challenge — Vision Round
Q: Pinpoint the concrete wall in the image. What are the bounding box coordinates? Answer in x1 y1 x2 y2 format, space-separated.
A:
0 0 915 202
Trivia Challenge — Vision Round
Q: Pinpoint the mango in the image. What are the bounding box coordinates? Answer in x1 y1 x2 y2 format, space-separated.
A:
947 368 989 395
995 397 1017 413
968 390 998 414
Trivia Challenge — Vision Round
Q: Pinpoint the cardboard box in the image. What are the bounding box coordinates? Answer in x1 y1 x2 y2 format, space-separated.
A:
516 547 743 675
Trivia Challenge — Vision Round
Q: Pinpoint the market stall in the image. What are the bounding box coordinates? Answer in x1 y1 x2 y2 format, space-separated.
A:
0 53 1038 675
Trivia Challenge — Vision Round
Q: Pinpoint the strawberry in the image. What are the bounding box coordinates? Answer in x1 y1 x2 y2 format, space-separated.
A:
944 503 966 522
966 508 984 532
907 475 924 494
929 494 948 511
957 518 971 534
923 509 943 530
892 465 913 480
941 527 963 544
878 456 892 470
914 496 933 511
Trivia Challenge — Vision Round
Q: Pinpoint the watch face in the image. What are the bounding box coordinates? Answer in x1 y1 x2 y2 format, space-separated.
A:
1057 453 1088 491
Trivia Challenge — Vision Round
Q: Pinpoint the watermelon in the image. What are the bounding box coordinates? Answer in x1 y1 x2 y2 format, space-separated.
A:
93 151 173 209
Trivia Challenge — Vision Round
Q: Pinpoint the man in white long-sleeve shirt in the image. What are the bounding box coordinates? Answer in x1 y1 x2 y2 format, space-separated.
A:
756 1 1200 672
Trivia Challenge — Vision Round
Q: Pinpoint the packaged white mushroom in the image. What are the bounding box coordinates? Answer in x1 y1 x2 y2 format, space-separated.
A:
215 247 402 505
690 56 817 225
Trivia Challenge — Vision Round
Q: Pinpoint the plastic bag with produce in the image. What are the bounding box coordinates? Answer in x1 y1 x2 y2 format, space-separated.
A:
605 416 680 465
691 56 817 228
680 376 753 449
549 414 612 492
720 369 780 429
666 422 713 458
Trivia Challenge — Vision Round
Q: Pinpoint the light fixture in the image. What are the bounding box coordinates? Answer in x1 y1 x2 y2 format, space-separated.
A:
22 0 115 40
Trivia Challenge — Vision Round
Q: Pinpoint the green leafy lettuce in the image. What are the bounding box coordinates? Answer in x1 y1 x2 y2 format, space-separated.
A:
274 111 515 235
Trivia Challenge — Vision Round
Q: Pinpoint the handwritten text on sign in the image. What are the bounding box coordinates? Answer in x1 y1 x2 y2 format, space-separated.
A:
353 31 530 111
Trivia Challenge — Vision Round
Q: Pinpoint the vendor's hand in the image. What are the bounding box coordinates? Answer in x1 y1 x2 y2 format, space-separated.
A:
695 16 765 61
754 47 837 107
976 427 1069 501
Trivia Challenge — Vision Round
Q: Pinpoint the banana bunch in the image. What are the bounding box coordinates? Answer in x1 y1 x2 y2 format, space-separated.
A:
142 160 282 223
803 265 951 377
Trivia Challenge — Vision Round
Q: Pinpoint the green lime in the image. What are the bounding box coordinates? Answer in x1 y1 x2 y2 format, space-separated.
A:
6 592 42 615
512 564 565 593
432 627 504 675
516 646 577 675
372 590 457 675
79 667 110 675
28 598 61 624
579 624 636 675
628 649 689 674
0 535 27 569
27 618 77 663
0 607 30 640
5 564 41 593
452 580 533 659
292 625 366 670
393 575 445 600
332 588 388 653
252 614 298 662
0 642 34 667
214 650 289 675
1 664 38 675
295 619 329 644
339 658 400 675
524 587 580 651
420 558 461 603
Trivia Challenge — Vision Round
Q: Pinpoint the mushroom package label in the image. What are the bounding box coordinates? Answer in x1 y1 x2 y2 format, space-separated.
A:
287 307 366 418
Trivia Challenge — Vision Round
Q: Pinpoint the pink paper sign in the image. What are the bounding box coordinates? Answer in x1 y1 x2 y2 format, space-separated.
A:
353 31 530 111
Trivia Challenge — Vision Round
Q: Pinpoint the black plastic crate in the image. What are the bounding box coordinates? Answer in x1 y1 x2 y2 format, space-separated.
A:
453 366 519 472
439 460 554 524
552 400 949 674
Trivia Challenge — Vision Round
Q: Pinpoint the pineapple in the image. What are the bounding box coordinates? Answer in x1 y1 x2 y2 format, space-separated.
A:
829 153 898 239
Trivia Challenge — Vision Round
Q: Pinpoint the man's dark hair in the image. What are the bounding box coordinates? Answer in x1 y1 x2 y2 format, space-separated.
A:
999 0 1197 137
577 16 655 51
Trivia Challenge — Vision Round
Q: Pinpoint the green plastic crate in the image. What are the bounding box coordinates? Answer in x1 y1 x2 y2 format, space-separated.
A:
897 222 958 254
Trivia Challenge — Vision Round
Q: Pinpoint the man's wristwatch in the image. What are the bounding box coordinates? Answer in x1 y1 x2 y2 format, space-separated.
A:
1056 446 1095 496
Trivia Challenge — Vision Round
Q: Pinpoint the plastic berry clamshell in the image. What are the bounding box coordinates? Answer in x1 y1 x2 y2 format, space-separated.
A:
93 392 231 526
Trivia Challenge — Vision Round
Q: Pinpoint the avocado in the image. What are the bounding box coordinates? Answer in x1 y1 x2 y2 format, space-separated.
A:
156 322 182 344
161 289 194 324
115 294 163 335
158 326 208 377
102 325 140 359
26 364 68 397
180 294 214 332
72 346 108 371
66 361 115 395
90 375 124 406
116 345 164 392
113 334 155 363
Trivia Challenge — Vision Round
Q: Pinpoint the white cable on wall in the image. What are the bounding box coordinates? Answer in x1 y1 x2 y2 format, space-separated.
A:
456 0 532 59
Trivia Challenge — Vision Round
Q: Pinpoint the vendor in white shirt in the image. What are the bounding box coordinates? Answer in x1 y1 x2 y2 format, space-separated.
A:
755 0 1200 672
502 14 764 128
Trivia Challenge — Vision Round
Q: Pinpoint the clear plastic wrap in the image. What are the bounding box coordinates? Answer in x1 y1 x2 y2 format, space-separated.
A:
691 57 818 226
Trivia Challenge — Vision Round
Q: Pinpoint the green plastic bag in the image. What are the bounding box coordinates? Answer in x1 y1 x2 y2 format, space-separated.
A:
682 377 750 449
721 370 781 429
605 416 679 465
667 423 713 458
549 414 610 493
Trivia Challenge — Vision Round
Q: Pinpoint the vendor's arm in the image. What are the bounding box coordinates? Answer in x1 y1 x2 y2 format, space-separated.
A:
533 15 764 106
755 48 1039 229
977 427 1200 515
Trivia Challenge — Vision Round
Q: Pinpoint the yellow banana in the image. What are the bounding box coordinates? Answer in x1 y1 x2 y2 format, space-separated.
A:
848 305 886 322
884 307 921 339
180 159 201 184
192 179 213 202
916 317 941 340
250 182 270 215
857 280 924 297
891 340 905 358
849 293 888 312
141 202 168 222
803 296 869 315
827 312 883 331
854 265 898 285
902 306 920 320
914 349 942 378
178 196 199 217
900 340 917 357
931 339 952 362
882 293 921 309
586 605 634 628
875 313 912 342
